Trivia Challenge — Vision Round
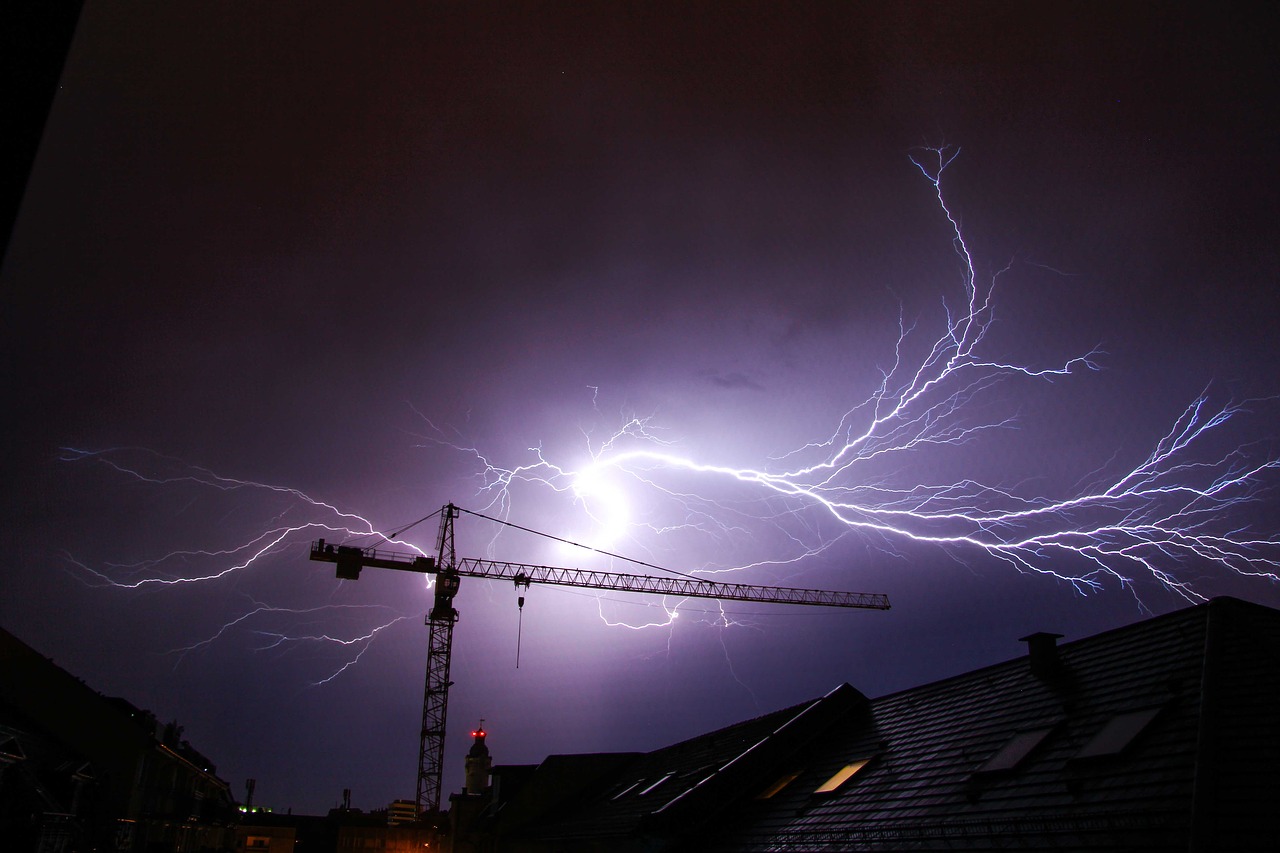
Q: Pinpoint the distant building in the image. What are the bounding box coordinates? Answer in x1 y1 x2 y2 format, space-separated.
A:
387 798 418 826
447 726 497 851
447 596 1279 851
234 804 439 853
463 725 492 797
234 812 303 853
335 812 436 853
0 625 237 852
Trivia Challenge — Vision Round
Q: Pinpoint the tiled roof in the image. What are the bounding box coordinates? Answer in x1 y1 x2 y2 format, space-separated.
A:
710 596 1278 851
483 597 1280 852
500 686 867 845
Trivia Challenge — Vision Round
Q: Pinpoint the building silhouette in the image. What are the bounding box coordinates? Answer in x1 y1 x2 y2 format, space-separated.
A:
7 596 1277 851
447 596 1279 851
0 626 236 852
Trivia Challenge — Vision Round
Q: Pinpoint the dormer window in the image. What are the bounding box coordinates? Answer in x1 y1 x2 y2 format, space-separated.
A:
975 725 1057 774
1075 707 1162 759
755 771 800 800
814 758 871 794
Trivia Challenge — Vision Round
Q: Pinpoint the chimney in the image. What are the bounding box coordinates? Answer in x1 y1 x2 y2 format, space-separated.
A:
1019 631 1064 677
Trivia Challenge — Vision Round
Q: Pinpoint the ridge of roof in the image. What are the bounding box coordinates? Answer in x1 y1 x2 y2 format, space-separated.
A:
867 596 1251 705
710 597 1280 850
485 597 1280 850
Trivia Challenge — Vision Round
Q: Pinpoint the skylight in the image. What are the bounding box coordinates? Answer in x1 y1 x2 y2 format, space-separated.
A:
610 780 642 800
1075 707 1161 759
815 758 870 794
638 772 676 796
976 726 1055 774
755 770 801 800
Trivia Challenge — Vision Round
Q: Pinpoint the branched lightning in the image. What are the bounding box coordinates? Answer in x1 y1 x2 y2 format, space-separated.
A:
416 147 1280 612
168 600 415 685
61 147 1279 685
59 446 431 585
59 447 427 682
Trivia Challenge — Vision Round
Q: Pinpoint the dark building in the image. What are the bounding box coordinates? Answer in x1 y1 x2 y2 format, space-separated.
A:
0 625 236 852
450 596 1279 851
234 811 307 853
234 807 438 853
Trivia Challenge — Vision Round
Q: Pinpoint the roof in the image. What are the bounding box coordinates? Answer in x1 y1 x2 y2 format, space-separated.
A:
479 685 867 849
479 596 1280 852
712 596 1280 851
0 624 235 818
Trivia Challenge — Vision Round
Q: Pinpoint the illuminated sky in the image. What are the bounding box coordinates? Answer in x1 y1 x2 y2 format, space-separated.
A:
2 3 1277 815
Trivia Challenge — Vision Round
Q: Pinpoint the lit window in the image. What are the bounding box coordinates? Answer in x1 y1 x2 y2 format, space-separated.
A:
756 771 801 800
815 758 870 794
977 726 1055 773
1076 707 1161 759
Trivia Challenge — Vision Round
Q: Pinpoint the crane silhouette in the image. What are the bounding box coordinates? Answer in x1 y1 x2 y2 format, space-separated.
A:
310 503 890 816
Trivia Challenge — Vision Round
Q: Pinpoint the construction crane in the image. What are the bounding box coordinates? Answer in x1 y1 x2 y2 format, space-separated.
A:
310 503 890 816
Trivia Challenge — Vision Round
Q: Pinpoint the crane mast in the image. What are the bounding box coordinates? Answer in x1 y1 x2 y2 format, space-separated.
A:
310 503 890 816
420 503 459 818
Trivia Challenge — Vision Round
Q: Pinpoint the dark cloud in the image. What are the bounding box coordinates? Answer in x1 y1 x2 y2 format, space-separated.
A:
2 2 1277 815
701 371 766 392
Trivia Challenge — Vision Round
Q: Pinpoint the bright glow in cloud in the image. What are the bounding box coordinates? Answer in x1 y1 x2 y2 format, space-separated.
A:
570 462 633 549
60 149 1280 670
418 148 1280 609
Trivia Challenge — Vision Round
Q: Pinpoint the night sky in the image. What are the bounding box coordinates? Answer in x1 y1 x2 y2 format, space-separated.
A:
3 3 1277 816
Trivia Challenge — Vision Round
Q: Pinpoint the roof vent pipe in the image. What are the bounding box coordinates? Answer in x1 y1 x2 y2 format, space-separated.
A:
1019 631 1064 677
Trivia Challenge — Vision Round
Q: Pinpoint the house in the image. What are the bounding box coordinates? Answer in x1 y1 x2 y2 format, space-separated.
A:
0 625 237 852
449 596 1279 851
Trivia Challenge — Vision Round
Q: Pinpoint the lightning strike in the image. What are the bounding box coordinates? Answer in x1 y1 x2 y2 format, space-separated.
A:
59 446 431 589
420 148 1280 611
60 149 1279 675
169 601 413 685
59 448 430 683
594 596 679 631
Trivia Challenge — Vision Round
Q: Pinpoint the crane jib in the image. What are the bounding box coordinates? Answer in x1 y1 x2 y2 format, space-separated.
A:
310 541 889 610
456 559 890 609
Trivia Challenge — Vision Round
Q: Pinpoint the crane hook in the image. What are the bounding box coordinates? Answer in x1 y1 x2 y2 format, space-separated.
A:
514 574 531 668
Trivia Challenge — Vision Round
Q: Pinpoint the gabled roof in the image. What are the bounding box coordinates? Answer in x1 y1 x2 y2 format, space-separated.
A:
487 751 642 834
497 683 868 846
709 596 1280 851
484 596 1280 852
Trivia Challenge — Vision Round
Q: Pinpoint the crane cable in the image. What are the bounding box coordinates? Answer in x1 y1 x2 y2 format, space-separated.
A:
514 573 530 669
334 507 443 551
460 507 706 583
515 594 525 669
335 503 711 670
385 507 443 541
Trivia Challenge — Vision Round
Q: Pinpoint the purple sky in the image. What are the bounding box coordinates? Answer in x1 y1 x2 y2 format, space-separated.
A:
2 3 1278 815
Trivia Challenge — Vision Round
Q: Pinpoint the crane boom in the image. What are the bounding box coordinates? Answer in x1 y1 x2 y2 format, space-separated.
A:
308 503 889 817
309 543 890 610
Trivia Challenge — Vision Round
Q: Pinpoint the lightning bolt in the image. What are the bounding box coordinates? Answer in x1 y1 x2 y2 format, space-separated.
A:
416 147 1280 613
60 147 1279 685
165 600 415 685
59 447 428 682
